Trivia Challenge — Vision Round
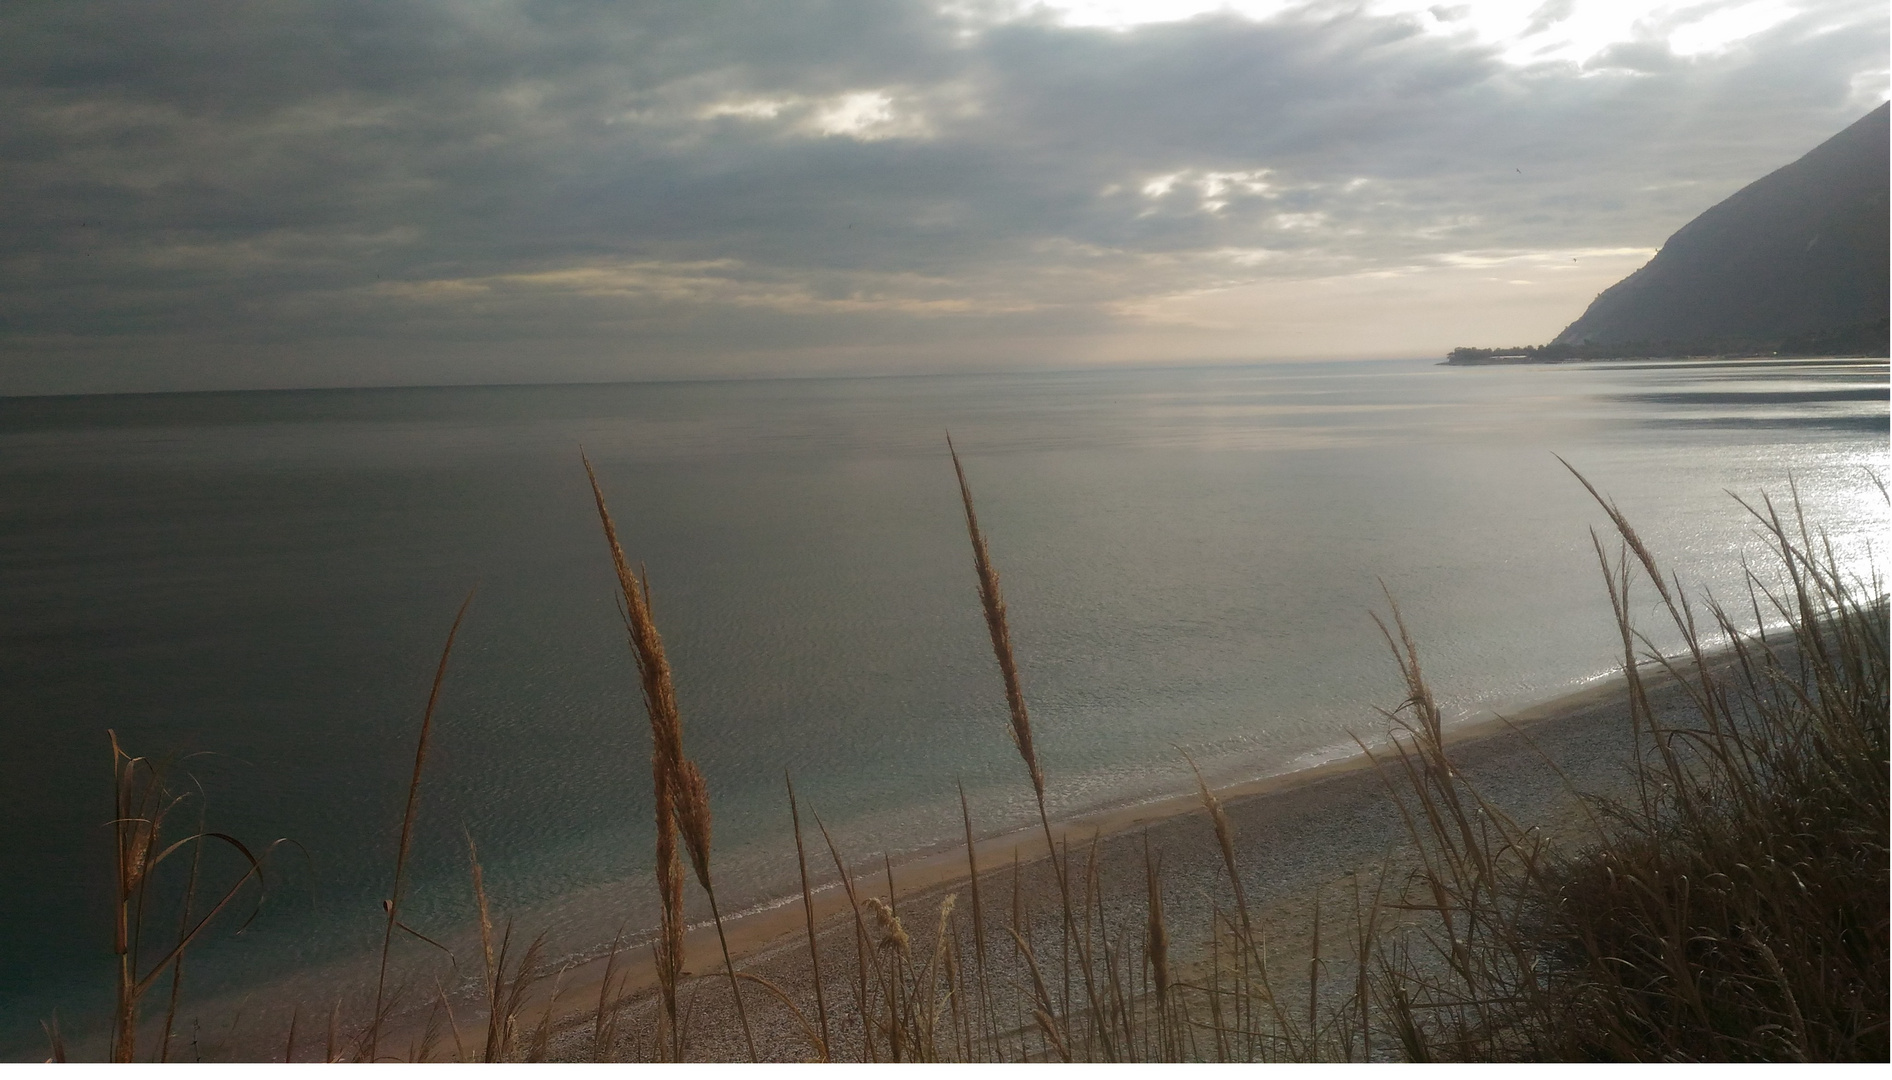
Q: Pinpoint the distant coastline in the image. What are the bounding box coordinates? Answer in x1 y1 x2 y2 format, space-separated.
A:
1450 105 1887 369
1443 319 1892 366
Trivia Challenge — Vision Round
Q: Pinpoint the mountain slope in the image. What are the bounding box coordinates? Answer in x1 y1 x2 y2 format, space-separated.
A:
1552 103 1888 353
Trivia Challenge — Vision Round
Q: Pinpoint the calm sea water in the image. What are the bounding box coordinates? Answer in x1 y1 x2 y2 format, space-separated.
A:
1 357 1885 1052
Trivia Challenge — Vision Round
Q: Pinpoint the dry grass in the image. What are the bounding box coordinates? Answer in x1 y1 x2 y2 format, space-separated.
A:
103 734 285 1063
583 452 755 1061
1356 471 1888 1061
365 589 473 1061
52 450 1886 1063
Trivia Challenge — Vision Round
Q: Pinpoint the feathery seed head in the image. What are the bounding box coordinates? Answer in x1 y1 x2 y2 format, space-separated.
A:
584 452 690 1036
948 436 1046 801
865 897 910 956
674 758 714 892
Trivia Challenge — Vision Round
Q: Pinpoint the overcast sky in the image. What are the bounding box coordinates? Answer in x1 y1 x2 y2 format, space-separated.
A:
1 0 1884 394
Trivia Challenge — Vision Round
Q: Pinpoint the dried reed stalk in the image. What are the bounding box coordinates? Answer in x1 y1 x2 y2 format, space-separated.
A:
947 435 1106 1051
157 799 208 1061
1182 753 1250 934
41 1014 65 1064
463 830 501 1059
956 780 992 1059
488 925 548 1062
107 734 273 1063
869 867 910 1060
414 993 446 1062
1142 834 1169 1007
525 964 568 1062
1005 927 1068 1061
591 927 627 1061
433 980 465 1062
1350 865 1388 1061
1184 750 1296 1056
367 589 474 1062
1307 887 1322 1034
785 773 832 1059
733 971 828 1058
673 758 758 1059
584 453 748 1058
813 810 882 1061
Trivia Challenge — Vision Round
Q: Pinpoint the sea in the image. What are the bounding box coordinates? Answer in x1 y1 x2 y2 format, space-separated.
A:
0 356 1885 1055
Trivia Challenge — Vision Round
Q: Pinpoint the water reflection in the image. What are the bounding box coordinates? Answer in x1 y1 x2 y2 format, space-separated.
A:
0 356 1883 1052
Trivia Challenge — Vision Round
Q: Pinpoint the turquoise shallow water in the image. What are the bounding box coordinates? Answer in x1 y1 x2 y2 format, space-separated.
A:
0 357 1884 1054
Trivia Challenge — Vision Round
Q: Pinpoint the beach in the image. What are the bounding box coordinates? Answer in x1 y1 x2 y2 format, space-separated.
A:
504 657 1687 1062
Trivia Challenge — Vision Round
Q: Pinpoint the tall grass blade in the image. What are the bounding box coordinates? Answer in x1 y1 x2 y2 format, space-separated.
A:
947 435 1105 1054
367 588 474 1062
786 773 832 1060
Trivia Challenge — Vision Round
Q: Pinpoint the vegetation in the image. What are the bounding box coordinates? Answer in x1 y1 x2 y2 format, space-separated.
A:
1357 470 1887 1060
53 454 1887 1062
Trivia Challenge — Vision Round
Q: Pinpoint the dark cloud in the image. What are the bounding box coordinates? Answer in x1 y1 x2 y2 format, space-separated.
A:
0 0 1884 392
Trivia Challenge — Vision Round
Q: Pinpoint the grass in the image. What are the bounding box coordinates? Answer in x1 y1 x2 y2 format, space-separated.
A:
101 735 287 1063
1353 474 1888 1061
51 450 1887 1062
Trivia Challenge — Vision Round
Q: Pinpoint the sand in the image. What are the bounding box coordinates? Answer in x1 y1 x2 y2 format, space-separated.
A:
465 659 1710 1063
119 656 1696 1062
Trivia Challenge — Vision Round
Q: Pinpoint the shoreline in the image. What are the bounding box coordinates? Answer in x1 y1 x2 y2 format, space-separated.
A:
501 661 1661 1058
1439 352 1885 366
44 650 1725 1066
47 650 1707 1061
32 663 1641 1063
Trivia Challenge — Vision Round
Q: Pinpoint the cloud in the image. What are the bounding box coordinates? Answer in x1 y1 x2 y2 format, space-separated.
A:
0 0 1883 392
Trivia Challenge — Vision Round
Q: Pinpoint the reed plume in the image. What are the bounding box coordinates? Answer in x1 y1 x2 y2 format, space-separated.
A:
947 435 1106 1057
582 452 754 1060
947 435 1043 802
582 453 685 1056
866 896 911 957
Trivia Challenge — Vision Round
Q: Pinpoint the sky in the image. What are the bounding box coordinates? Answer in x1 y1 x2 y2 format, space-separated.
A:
1 0 1885 394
